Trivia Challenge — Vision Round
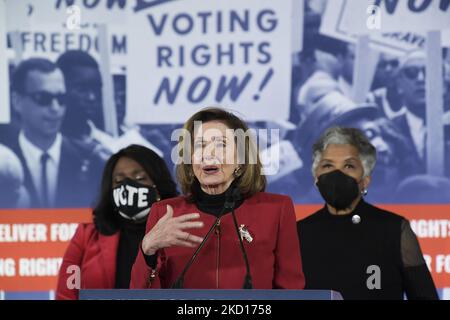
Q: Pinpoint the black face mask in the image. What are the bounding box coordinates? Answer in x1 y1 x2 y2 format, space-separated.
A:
316 170 360 210
112 178 159 221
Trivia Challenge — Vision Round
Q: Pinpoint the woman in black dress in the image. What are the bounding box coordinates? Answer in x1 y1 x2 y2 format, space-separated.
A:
297 127 438 300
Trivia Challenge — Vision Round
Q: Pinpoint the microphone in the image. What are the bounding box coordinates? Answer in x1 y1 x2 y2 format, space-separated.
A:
171 200 229 288
171 184 253 289
226 186 253 289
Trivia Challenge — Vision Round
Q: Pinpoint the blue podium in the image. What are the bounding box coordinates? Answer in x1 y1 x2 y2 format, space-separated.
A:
79 289 343 300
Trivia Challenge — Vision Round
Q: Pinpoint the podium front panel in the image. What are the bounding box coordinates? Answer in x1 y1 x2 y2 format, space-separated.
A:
79 289 343 300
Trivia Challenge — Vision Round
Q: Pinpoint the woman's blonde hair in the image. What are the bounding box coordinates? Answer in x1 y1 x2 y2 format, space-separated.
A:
176 107 266 200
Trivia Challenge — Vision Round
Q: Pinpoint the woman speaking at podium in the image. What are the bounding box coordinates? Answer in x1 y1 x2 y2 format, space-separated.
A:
130 107 305 289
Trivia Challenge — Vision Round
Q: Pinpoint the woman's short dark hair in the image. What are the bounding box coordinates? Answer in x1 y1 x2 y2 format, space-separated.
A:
93 144 178 235
312 127 377 178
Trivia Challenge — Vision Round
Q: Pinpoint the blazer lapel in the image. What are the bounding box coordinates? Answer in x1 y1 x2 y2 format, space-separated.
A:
56 138 80 206
13 141 40 207
98 232 120 288
56 140 69 196
395 114 423 162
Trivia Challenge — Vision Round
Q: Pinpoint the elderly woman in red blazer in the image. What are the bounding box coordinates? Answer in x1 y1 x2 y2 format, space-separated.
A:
56 145 178 299
130 107 305 289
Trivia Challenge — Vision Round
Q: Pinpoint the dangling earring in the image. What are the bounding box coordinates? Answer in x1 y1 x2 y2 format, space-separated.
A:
188 170 195 183
153 185 161 201
233 166 242 178
361 188 368 196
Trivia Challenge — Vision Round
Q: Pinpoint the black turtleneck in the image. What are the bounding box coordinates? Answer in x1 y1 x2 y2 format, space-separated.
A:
297 199 438 300
114 217 146 289
142 181 244 268
192 180 244 216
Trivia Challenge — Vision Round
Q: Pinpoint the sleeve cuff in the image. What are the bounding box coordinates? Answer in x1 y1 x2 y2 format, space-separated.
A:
141 246 158 269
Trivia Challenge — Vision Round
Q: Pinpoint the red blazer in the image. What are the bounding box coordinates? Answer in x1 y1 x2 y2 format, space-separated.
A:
130 192 305 289
56 223 120 300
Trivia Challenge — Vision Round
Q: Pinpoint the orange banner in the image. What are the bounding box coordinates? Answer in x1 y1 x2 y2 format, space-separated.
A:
295 204 450 289
0 205 448 291
0 209 91 291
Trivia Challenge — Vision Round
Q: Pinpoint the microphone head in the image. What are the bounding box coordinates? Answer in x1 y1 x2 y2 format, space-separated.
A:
224 184 241 209
231 185 241 201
